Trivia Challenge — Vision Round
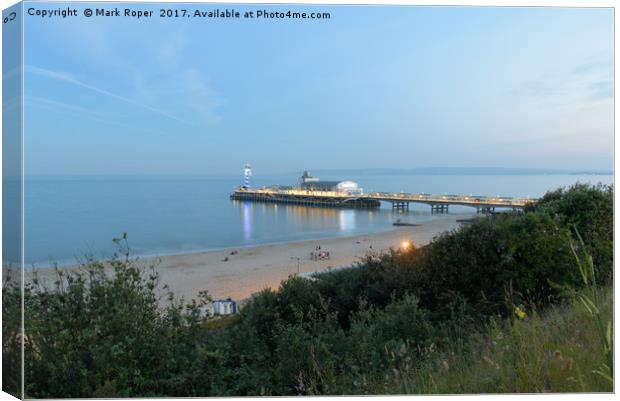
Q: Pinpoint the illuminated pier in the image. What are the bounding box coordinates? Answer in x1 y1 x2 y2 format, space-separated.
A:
229 168 537 213
230 187 536 213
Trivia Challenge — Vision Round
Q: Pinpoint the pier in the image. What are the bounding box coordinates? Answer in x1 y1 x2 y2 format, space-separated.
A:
230 187 536 214
230 167 536 214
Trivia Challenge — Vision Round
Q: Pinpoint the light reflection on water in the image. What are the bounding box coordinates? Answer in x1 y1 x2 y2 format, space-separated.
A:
338 209 356 232
242 202 252 241
232 200 391 248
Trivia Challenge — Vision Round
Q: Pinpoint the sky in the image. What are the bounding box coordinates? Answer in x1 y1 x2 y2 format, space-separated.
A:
22 3 614 176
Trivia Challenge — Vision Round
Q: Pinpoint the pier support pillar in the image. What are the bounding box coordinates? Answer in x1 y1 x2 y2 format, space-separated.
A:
392 202 409 212
431 204 449 214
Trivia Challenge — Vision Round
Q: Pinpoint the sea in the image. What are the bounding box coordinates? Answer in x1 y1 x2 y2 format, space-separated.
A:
22 173 612 267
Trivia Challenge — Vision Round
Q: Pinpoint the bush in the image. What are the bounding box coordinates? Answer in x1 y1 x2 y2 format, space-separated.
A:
2 266 23 397
14 236 212 398
348 294 434 370
527 183 613 283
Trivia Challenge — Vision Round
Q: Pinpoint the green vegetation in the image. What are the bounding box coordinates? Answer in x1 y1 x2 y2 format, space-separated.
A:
380 287 613 394
2 183 613 397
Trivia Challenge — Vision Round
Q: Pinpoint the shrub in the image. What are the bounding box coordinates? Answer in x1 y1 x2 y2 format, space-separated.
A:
527 183 613 283
2 266 23 398
15 236 212 398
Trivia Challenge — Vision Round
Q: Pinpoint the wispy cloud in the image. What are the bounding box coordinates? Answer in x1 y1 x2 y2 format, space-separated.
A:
37 24 224 129
588 79 613 101
25 65 191 124
508 55 613 106
509 74 567 97
131 30 224 126
26 95 107 118
135 69 223 126
571 55 613 77
25 95 168 136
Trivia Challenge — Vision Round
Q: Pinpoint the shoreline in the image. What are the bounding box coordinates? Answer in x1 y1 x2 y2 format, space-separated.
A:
22 221 424 269
27 212 475 302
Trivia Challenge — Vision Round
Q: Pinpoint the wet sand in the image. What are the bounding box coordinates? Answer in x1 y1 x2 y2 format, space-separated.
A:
29 213 474 301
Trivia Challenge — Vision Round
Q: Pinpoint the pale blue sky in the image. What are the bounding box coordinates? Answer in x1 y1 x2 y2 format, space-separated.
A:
23 3 614 176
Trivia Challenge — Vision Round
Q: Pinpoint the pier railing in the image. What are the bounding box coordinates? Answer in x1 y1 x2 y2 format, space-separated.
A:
366 192 536 207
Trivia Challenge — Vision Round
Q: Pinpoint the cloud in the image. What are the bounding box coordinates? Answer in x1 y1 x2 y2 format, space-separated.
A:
571 57 613 76
135 69 223 126
588 80 613 101
25 96 168 136
128 30 224 127
26 19 224 130
509 74 566 97
26 95 107 118
25 65 191 124
508 56 613 108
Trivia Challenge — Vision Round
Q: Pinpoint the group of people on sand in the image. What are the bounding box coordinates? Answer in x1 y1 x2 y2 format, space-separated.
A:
222 249 239 262
311 245 331 261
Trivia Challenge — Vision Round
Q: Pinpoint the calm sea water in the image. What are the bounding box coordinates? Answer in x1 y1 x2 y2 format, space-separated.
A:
23 173 612 267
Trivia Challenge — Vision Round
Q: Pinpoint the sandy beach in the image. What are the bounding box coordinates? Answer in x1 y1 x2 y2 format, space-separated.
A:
29 213 474 302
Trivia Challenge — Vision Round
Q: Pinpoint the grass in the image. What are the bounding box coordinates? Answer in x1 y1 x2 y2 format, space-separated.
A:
385 286 613 394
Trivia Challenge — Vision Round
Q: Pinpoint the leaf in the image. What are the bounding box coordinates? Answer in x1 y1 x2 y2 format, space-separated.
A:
593 366 613 383
605 321 612 346
577 295 595 315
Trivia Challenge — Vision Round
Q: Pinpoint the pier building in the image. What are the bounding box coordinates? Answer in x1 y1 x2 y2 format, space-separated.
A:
299 171 363 195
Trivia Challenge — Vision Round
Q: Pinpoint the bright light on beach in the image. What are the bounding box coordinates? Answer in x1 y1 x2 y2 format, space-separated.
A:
401 240 412 251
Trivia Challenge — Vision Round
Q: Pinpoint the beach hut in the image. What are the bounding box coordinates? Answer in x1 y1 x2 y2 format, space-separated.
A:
199 299 238 317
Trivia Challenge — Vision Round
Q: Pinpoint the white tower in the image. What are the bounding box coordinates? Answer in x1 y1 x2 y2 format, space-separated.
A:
243 163 252 188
